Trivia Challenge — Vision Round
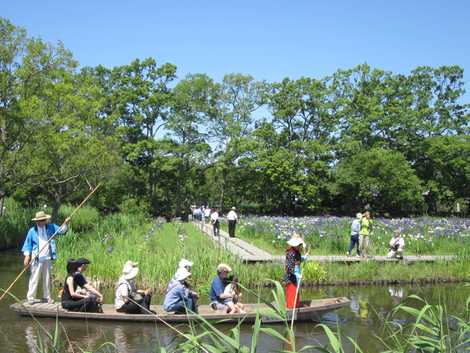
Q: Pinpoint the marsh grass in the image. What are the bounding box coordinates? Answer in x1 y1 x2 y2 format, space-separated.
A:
55 217 283 296
0 198 31 249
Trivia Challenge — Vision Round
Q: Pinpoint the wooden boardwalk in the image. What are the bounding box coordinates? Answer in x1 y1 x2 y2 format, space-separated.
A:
194 221 456 264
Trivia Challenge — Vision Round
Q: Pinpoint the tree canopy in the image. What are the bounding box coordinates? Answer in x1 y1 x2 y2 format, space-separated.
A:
1 18 469 218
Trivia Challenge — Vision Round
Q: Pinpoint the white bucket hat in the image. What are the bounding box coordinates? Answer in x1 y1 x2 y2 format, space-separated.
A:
178 259 193 269
287 233 305 247
356 213 362 219
175 267 191 281
122 260 139 280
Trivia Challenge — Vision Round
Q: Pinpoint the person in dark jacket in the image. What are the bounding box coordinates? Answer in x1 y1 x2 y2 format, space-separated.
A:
61 258 103 312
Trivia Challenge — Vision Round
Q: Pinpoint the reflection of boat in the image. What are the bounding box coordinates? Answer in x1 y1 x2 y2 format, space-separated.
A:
11 297 349 323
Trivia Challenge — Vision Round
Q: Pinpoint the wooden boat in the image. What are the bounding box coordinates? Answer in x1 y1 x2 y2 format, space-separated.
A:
10 297 349 323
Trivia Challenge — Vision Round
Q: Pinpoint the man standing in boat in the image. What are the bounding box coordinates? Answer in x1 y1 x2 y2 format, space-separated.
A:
22 210 70 304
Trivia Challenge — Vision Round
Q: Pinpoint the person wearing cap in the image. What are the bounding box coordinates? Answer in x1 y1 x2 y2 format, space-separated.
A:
61 258 103 312
209 263 236 313
115 260 154 314
22 210 70 304
359 211 372 258
284 233 307 309
388 230 405 259
348 213 362 256
227 207 238 238
163 268 199 314
166 258 194 293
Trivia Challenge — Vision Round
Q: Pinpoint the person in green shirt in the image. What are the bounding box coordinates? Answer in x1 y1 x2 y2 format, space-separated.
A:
359 211 371 258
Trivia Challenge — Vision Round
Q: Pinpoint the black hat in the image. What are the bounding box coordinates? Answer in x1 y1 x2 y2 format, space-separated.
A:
75 258 90 266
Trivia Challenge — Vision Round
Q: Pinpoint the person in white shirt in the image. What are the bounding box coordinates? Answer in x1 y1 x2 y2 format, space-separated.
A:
210 209 220 237
22 211 69 304
227 207 238 238
204 206 211 225
388 230 405 259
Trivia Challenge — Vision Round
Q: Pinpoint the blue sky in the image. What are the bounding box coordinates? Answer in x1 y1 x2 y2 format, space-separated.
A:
3 0 470 98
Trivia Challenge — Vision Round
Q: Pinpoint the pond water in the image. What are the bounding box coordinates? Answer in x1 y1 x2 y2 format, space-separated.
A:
0 250 468 353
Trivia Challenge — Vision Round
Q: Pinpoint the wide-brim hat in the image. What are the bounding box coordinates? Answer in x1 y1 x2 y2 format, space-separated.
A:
32 211 51 221
122 260 139 280
217 263 232 273
175 267 191 281
287 233 305 247
178 258 193 269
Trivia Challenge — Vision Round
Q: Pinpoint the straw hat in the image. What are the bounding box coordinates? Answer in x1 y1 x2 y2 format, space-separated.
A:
175 267 191 281
356 213 362 219
32 211 51 221
217 263 232 273
122 260 139 280
178 259 193 269
287 232 305 247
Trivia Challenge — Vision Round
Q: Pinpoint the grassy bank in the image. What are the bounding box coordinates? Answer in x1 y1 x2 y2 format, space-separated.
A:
54 217 283 295
55 217 469 299
222 216 470 256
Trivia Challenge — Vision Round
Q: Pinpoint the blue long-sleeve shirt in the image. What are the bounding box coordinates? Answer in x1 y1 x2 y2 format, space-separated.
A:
21 223 67 260
351 219 360 236
163 281 190 311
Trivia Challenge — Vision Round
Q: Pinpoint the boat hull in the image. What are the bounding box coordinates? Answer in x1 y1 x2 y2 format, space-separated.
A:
10 297 349 324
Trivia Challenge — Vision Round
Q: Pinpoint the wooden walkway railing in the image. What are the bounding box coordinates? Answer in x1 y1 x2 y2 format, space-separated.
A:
193 221 456 264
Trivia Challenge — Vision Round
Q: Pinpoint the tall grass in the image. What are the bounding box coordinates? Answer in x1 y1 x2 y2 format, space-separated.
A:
55 218 284 296
0 198 31 249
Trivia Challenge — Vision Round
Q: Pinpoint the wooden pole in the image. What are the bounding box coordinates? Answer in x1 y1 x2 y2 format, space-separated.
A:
0 183 101 302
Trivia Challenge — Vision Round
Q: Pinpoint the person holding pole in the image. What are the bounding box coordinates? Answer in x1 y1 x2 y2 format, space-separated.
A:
284 232 307 309
22 211 70 304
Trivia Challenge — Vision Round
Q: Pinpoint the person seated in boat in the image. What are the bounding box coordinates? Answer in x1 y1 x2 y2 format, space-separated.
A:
223 275 245 314
166 258 194 293
387 230 405 259
209 263 237 313
163 268 198 314
284 232 307 309
61 258 103 312
115 260 154 314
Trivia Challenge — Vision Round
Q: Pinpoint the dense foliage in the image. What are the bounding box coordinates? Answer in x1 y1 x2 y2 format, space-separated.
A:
1 18 469 218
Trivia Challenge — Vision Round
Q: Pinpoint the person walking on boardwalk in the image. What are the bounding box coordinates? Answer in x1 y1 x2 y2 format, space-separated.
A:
284 233 307 309
61 258 103 312
210 208 220 237
348 213 362 256
22 211 70 304
115 260 154 314
359 211 372 258
227 207 238 238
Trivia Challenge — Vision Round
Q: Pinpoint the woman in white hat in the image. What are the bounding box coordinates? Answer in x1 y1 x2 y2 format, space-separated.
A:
115 260 154 314
163 268 199 314
284 232 307 309
166 258 194 293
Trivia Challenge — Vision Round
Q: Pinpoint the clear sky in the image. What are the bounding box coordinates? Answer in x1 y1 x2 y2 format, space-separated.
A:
3 0 470 97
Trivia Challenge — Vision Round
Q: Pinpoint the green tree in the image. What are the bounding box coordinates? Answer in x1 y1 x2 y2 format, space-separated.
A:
333 148 424 215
